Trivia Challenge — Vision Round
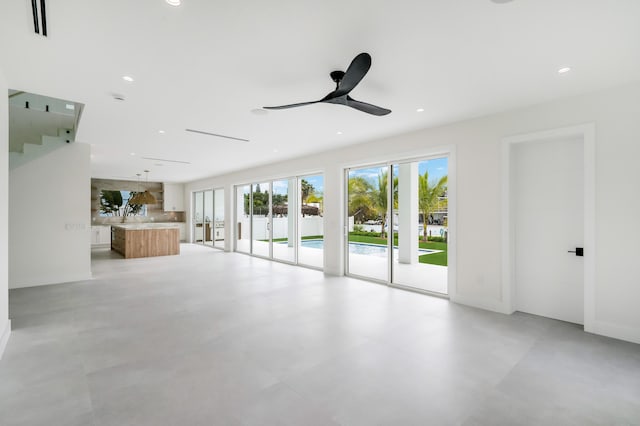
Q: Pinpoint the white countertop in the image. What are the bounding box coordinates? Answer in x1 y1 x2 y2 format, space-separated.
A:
111 223 181 230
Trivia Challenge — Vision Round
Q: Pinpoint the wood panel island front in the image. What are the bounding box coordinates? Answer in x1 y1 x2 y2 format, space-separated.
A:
111 224 180 259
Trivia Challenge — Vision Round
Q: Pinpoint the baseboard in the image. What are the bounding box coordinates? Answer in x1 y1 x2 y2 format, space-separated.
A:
90 243 111 248
450 293 512 315
588 320 640 345
9 272 93 289
0 320 11 360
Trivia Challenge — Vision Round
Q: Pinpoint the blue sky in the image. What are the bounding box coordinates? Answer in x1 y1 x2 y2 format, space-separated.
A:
348 157 448 185
269 174 325 195
302 174 324 194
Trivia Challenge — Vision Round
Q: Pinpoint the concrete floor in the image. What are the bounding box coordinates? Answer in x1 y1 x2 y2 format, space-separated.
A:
1 244 639 425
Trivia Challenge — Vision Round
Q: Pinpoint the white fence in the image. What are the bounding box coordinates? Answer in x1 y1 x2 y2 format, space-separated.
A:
237 216 323 240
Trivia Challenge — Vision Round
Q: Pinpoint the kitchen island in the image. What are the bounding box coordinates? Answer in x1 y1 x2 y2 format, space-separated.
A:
111 224 180 259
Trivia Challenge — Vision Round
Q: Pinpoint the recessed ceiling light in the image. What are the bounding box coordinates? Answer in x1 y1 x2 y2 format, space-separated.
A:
337 131 343 135
273 149 279 153
122 75 134 82
130 152 136 156
158 130 166 134
65 104 75 110
558 67 572 74
416 108 425 112
166 0 181 6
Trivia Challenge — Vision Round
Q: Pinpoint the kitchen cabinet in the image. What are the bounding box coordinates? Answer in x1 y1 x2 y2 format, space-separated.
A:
91 226 111 246
163 183 185 212
111 224 180 258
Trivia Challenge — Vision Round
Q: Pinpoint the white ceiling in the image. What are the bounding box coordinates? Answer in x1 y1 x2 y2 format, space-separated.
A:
1 0 639 183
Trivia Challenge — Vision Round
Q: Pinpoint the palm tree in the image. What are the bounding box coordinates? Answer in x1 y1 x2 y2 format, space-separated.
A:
301 179 314 204
347 176 373 223
372 171 398 238
418 171 448 241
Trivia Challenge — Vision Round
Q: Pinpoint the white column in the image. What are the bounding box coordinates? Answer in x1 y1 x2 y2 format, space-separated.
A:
287 178 296 247
323 164 344 275
0 67 11 358
398 163 419 264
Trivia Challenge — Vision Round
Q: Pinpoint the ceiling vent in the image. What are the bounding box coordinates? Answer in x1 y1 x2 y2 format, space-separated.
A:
141 157 191 165
185 128 249 142
30 0 48 36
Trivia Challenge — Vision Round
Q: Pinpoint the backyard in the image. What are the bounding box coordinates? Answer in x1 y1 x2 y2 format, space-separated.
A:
272 234 448 267
347 233 448 266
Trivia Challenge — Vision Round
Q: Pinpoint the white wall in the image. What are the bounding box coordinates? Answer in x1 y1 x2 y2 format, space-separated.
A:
0 67 10 358
185 81 640 344
9 142 91 288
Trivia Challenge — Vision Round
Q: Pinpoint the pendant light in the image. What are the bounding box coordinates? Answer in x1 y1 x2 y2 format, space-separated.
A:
130 170 157 205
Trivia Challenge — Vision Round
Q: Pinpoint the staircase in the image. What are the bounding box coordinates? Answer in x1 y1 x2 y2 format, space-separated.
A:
8 90 84 170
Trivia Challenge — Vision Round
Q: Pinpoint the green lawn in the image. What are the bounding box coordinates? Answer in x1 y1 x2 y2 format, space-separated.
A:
266 234 448 267
348 234 448 266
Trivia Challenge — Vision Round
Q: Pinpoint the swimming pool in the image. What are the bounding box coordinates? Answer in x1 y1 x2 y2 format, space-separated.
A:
295 239 437 257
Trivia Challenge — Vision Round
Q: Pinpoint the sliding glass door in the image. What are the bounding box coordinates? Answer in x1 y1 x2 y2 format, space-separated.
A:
234 174 324 269
193 188 224 250
236 185 251 253
251 182 271 258
346 165 390 282
346 156 449 294
298 174 324 268
193 191 205 243
272 178 296 263
203 190 214 247
213 188 225 249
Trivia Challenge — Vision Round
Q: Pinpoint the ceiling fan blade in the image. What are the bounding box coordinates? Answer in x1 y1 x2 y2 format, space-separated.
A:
263 100 320 110
332 52 372 97
345 96 391 116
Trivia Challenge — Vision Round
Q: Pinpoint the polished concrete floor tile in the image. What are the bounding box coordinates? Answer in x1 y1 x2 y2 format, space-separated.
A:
1 244 639 425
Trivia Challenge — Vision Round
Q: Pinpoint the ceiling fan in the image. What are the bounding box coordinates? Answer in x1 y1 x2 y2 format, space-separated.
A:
263 52 391 116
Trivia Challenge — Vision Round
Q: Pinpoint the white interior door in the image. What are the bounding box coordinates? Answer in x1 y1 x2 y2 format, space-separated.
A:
513 137 584 324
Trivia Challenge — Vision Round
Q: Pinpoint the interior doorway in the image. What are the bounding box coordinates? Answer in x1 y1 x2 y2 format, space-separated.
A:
513 137 584 324
503 124 596 328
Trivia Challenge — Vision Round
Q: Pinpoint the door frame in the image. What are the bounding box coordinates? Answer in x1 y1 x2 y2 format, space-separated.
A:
233 174 324 269
501 123 596 331
343 150 456 298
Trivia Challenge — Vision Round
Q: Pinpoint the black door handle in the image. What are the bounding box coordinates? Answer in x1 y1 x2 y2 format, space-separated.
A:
568 247 584 256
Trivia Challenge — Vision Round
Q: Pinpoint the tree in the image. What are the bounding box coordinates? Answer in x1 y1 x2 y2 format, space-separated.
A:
100 190 123 216
348 176 374 223
300 179 315 204
372 171 397 238
418 171 448 241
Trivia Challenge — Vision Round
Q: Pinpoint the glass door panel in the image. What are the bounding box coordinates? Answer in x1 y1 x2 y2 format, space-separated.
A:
251 182 270 258
298 174 324 268
236 185 251 253
391 157 448 294
193 191 204 243
346 165 390 281
214 188 225 249
272 178 296 263
203 190 214 247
